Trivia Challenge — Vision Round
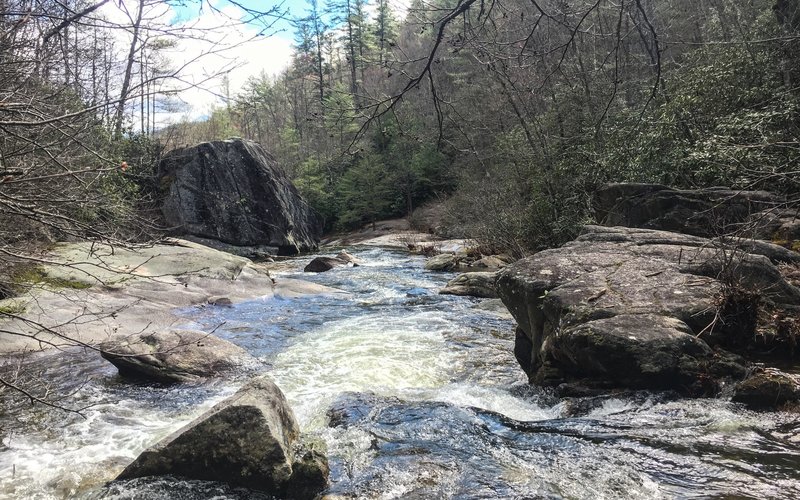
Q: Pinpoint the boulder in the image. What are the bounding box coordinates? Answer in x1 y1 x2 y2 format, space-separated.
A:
100 330 254 383
541 314 728 389
116 376 328 498
469 255 511 271
158 139 320 255
496 225 800 393
731 368 800 409
304 255 355 273
335 250 361 265
439 272 498 298
594 183 784 238
424 253 458 271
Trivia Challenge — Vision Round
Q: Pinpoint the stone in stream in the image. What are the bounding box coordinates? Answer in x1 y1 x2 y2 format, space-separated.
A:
116 375 328 498
158 138 321 255
439 272 498 298
303 251 360 273
731 368 800 409
496 225 800 394
99 329 256 383
424 253 459 271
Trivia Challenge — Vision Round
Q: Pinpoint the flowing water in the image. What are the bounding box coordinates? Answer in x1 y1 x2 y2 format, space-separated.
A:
0 247 799 499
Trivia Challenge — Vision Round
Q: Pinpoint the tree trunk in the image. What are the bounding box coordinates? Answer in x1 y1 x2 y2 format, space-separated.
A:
114 0 145 138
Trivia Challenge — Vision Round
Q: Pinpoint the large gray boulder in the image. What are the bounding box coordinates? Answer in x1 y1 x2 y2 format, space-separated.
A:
594 183 784 238
100 330 255 383
496 225 800 393
158 139 320 255
116 375 328 498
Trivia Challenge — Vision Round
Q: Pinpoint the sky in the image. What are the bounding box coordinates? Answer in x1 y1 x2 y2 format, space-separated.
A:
159 0 302 123
99 0 408 127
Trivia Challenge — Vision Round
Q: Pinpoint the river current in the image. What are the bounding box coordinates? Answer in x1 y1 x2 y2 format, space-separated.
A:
1 247 798 499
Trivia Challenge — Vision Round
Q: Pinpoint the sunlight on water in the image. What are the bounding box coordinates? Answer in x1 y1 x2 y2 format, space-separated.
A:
1 246 799 499
271 311 457 429
0 380 234 499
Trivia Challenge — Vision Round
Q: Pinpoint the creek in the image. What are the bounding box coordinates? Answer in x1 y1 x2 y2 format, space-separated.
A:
0 247 799 499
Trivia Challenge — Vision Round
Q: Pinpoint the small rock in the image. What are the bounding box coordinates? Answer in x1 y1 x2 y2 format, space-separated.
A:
439 272 498 298
424 253 458 271
207 296 233 307
469 255 510 271
335 250 360 266
100 329 254 383
732 368 800 409
304 256 352 273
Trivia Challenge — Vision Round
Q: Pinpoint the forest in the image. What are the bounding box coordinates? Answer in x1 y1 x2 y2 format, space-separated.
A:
2 2 800 498
0 0 798 266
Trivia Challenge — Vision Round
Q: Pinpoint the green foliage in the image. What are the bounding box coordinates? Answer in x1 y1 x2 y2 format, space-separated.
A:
0 302 25 315
11 267 91 292
294 158 339 230
335 152 398 229
621 38 800 193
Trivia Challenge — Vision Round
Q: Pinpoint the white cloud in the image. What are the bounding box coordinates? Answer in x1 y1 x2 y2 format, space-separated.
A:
157 4 293 124
99 0 293 127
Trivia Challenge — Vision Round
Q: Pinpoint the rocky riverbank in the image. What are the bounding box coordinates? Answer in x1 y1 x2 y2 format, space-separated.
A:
494 184 800 408
0 238 342 355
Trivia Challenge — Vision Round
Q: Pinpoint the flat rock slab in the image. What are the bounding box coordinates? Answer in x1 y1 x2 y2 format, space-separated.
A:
0 240 344 354
100 329 256 383
497 225 800 393
116 375 328 498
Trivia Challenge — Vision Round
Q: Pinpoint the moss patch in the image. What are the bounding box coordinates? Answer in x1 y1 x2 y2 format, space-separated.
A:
0 302 25 315
12 266 92 291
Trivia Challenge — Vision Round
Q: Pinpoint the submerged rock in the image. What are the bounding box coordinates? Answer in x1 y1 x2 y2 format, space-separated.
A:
335 250 360 265
116 376 328 498
439 272 498 298
100 330 254 383
732 368 800 409
496 225 800 393
158 139 321 255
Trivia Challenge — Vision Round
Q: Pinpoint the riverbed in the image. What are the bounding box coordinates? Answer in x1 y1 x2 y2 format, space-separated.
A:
1 247 798 499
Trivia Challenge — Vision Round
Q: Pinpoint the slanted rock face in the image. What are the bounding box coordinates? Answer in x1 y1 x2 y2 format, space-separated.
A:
116 375 328 498
158 139 321 255
100 330 255 383
496 225 800 393
594 183 784 238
